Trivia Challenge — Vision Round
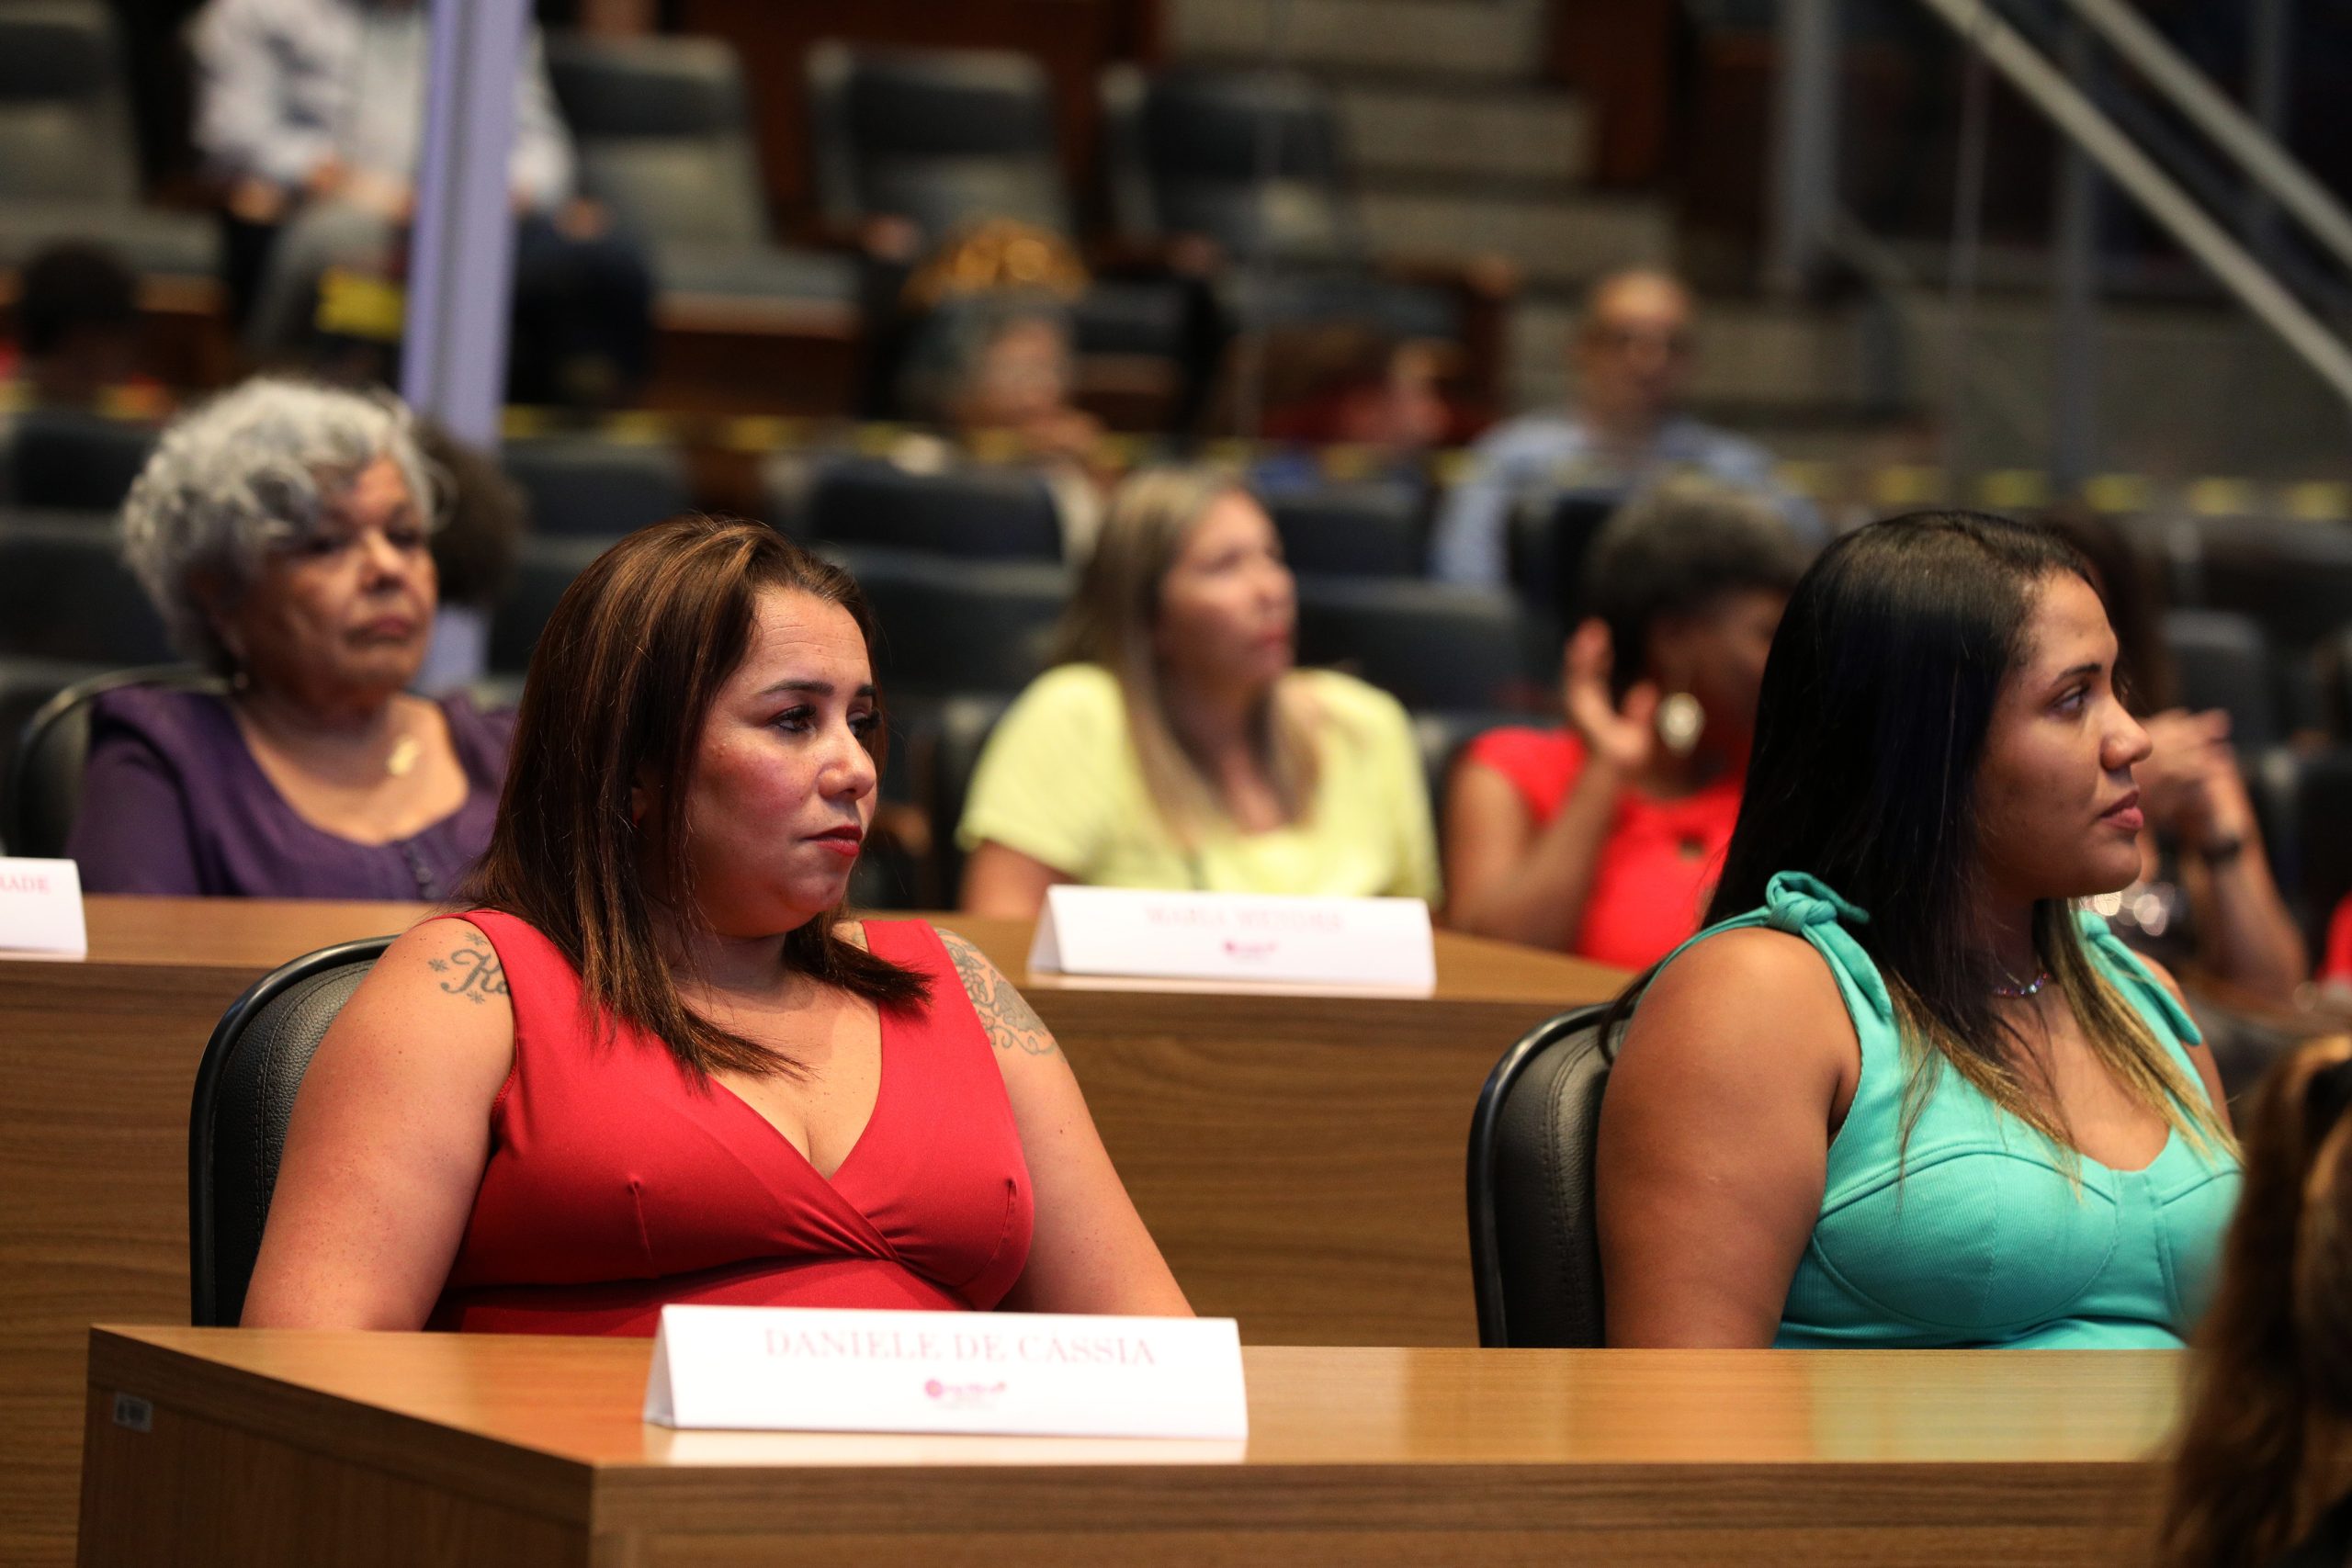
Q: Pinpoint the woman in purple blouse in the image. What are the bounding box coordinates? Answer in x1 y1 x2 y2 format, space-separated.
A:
67 378 513 900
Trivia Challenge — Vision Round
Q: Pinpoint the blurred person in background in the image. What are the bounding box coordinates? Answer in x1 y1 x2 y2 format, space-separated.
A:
957 466 1438 919
1430 267 1819 587
190 0 651 406
1443 477 1804 965
0 241 161 412
2043 511 2307 1015
2156 1035 2352 1568
1242 321 1456 493
69 378 511 897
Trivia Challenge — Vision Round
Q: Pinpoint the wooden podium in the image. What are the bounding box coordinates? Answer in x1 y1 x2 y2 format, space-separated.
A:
79 1325 2174 1567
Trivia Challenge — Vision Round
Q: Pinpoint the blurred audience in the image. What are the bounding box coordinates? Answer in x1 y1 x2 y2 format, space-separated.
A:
957 466 1439 919
2158 1036 2352 1568
1 241 162 412
1242 321 1455 493
1598 513 2235 1348
1444 477 1804 965
69 378 511 898
2045 511 2308 1010
190 0 651 405
1430 267 1820 586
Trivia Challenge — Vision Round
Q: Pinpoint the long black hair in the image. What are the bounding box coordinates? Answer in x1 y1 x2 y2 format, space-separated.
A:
1616 511 2224 1156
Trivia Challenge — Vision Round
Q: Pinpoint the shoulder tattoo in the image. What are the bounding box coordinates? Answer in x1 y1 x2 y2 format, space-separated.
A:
937 930 1057 1057
422 924 510 1008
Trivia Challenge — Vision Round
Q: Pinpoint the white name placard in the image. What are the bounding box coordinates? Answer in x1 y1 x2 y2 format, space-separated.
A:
643 1304 1249 1439
0 858 85 959
1026 886 1435 995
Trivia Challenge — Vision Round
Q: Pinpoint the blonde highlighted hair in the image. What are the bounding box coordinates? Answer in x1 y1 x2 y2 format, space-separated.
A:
1051 467 1317 846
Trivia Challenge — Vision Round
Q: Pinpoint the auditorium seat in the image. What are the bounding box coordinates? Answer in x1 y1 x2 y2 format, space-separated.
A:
488 534 614 672
2248 746 2352 957
0 513 171 664
794 457 1064 561
1410 708 1530 820
820 545 1067 699
909 692 1013 907
0 1 217 276
2188 516 2352 653
1262 480 1425 579
2162 608 2279 750
0 654 104 851
501 435 692 537
1466 1002 1615 1347
2 662 217 855
1295 577 1537 711
0 410 156 511
1505 486 1625 626
543 31 859 310
189 936 389 1326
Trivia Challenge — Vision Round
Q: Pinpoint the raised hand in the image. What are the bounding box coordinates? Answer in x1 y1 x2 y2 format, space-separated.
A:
1562 618 1661 773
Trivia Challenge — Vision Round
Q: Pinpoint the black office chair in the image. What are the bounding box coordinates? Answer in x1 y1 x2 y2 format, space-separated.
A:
188 937 391 1326
1505 486 1626 624
2162 608 2278 750
0 515 173 664
825 544 1068 699
2248 745 2352 958
807 43 1072 247
2 663 217 855
1295 577 1535 711
0 654 104 851
488 534 616 673
502 436 693 538
2190 516 2352 654
1262 480 1426 579
544 30 858 308
1466 1002 1617 1348
912 692 1013 906
1 410 157 511
797 458 1064 561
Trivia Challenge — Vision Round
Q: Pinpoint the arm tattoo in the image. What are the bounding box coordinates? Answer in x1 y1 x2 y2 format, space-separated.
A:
937 930 1057 1057
423 926 510 1007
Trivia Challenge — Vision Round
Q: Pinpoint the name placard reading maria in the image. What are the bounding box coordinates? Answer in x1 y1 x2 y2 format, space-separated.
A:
642 1304 1249 1439
1026 885 1436 995
0 857 85 959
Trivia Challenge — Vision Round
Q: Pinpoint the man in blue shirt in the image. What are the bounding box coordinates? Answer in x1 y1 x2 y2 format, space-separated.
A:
1430 268 1820 586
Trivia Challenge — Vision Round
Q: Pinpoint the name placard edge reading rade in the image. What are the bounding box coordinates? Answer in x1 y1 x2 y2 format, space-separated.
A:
0 856 86 959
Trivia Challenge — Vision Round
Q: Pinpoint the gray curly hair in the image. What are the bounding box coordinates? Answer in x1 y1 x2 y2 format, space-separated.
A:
120 378 439 674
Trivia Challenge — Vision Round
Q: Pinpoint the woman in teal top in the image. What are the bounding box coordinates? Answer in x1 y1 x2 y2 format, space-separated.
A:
1596 512 2239 1349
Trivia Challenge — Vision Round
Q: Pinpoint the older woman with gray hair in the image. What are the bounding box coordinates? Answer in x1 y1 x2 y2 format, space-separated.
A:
67 378 512 898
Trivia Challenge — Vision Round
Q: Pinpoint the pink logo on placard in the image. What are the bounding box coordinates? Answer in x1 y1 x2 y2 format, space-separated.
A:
923 1378 1008 1409
1221 938 1275 960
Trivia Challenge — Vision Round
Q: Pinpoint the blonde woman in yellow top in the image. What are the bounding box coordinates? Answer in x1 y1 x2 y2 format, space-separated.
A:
957 467 1440 919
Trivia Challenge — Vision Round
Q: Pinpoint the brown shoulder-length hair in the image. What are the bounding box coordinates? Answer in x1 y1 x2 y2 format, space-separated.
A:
2158 1035 2352 1568
462 515 927 1079
1049 465 1318 845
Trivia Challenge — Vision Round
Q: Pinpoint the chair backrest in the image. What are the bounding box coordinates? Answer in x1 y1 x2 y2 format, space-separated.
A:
825 544 1069 698
3 662 218 854
544 31 769 250
1505 485 1625 623
1466 1002 1616 1348
188 937 390 1326
1295 576 1535 711
3 410 157 511
0 0 138 204
1101 63 1359 264
501 436 693 538
2162 607 2279 750
916 691 1014 904
1409 708 1526 822
2189 515 2352 653
2248 745 2352 956
807 42 1071 244
489 533 618 673
798 457 1064 561
1262 480 1426 579
0 513 173 663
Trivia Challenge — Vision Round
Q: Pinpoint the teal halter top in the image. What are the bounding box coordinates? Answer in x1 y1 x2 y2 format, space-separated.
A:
1650 872 2242 1349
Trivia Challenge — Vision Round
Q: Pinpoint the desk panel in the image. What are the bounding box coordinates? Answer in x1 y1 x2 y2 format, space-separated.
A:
6 897 1614 1566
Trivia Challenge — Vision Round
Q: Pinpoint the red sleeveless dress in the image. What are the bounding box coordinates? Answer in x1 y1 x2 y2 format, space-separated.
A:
425 912 1035 1336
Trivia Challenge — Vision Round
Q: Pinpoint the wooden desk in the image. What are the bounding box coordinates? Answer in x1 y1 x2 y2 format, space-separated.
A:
78 1325 2176 1567
5 896 1616 1567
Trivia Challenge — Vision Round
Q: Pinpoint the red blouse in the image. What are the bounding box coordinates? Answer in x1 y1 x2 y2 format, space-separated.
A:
2325 894 2352 982
1461 727 1743 970
427 912 1035 1336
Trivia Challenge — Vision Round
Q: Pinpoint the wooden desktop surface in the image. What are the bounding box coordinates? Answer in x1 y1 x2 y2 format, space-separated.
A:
78 1324 2177 1567
5 896 1617 1568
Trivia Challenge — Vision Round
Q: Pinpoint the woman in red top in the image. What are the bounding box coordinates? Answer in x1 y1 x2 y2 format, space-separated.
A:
243 516 1190 1332
1444 476 1805 968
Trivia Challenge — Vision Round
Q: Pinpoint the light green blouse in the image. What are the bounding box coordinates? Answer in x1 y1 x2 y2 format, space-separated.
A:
956 664 1440 903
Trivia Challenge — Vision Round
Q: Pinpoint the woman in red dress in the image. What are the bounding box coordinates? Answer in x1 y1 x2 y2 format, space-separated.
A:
243 516 1191 1332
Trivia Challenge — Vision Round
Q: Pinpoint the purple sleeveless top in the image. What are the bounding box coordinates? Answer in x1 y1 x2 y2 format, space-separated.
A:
65 687 514 901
